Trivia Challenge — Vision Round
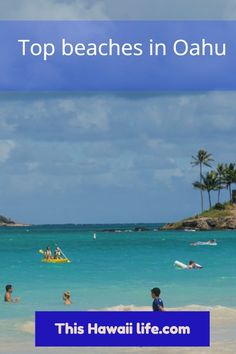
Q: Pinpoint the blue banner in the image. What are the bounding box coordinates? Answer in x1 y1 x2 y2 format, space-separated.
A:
1 21 236 90
35 311 210 347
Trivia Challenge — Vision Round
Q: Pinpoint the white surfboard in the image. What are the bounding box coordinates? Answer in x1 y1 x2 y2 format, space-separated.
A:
174 260 188 269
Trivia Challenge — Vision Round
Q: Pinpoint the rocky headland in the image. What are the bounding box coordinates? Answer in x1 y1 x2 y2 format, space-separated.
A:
0 215 30 227
161 203 236 231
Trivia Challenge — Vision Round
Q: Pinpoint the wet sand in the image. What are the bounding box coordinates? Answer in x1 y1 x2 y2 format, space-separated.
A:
1 305 235 354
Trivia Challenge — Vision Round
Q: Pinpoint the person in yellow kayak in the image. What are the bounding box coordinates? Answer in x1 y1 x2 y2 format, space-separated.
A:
54 246 62 259
44 246 52 260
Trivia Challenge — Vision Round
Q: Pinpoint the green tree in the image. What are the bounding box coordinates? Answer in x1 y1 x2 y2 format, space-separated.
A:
191 150 214 211
216 163 226 203
224 163 236 202
192 181 206 208
193 171 219 209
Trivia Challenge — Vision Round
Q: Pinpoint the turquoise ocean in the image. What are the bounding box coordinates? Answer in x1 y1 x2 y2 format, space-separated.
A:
0 224 236 341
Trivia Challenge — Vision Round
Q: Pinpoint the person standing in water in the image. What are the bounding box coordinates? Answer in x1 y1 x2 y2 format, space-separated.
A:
4 285 19 303
151 287 164 312
63 291 72 305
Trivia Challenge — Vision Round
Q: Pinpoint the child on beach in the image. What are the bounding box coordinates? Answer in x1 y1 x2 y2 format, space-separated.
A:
151 287 164 312
4 285 20 303
63 291 72 305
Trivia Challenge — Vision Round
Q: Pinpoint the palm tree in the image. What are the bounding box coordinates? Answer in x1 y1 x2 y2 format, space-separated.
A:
191 150 214 211
224 163 236 202
192 181 206 208
203 171 220 208
193 171 219 209
216 163 226 203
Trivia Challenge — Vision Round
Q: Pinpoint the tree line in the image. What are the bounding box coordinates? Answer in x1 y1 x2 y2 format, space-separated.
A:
191 150 236 212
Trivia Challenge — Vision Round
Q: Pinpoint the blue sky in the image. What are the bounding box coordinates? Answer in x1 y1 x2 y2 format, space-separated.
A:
0 92 235 224
0 1 236 224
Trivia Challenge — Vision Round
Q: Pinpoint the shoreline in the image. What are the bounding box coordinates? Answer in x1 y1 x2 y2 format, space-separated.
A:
161 203 236 231
0 223 31 227
10 304 236 334
1 304 235 354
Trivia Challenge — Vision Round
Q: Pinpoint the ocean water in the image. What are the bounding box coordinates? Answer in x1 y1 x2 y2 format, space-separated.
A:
0 224 236 341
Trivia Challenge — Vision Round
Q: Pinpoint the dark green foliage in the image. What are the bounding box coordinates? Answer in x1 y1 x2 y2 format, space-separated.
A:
0 215 14 224
214 203 225 210
192 150 236 212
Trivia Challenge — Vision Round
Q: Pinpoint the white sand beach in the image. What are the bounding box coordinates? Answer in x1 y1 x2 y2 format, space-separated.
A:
1 305 235 354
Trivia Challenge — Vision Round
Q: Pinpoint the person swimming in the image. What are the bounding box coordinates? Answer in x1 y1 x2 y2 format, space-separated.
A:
188 260 197 269
187 260 203 269
191 239 217 246
4 284 19 303
63 291 72 305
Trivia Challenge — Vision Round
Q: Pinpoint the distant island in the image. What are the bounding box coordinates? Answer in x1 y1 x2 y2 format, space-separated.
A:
161 202 236 231
0 215 30 227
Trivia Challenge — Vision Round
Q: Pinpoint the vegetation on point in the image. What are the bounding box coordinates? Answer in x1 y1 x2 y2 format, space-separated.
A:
0 215 14 224
191 149 236 212
190 202 233 219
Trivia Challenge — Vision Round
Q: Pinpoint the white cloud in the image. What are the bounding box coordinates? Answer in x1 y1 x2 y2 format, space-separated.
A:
0 91 235 222
224 0 236 18
146 138 176 151
0 0 107 20
153 167 184 187
61 98 110 131
1 0 234 20
0 140 16 163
